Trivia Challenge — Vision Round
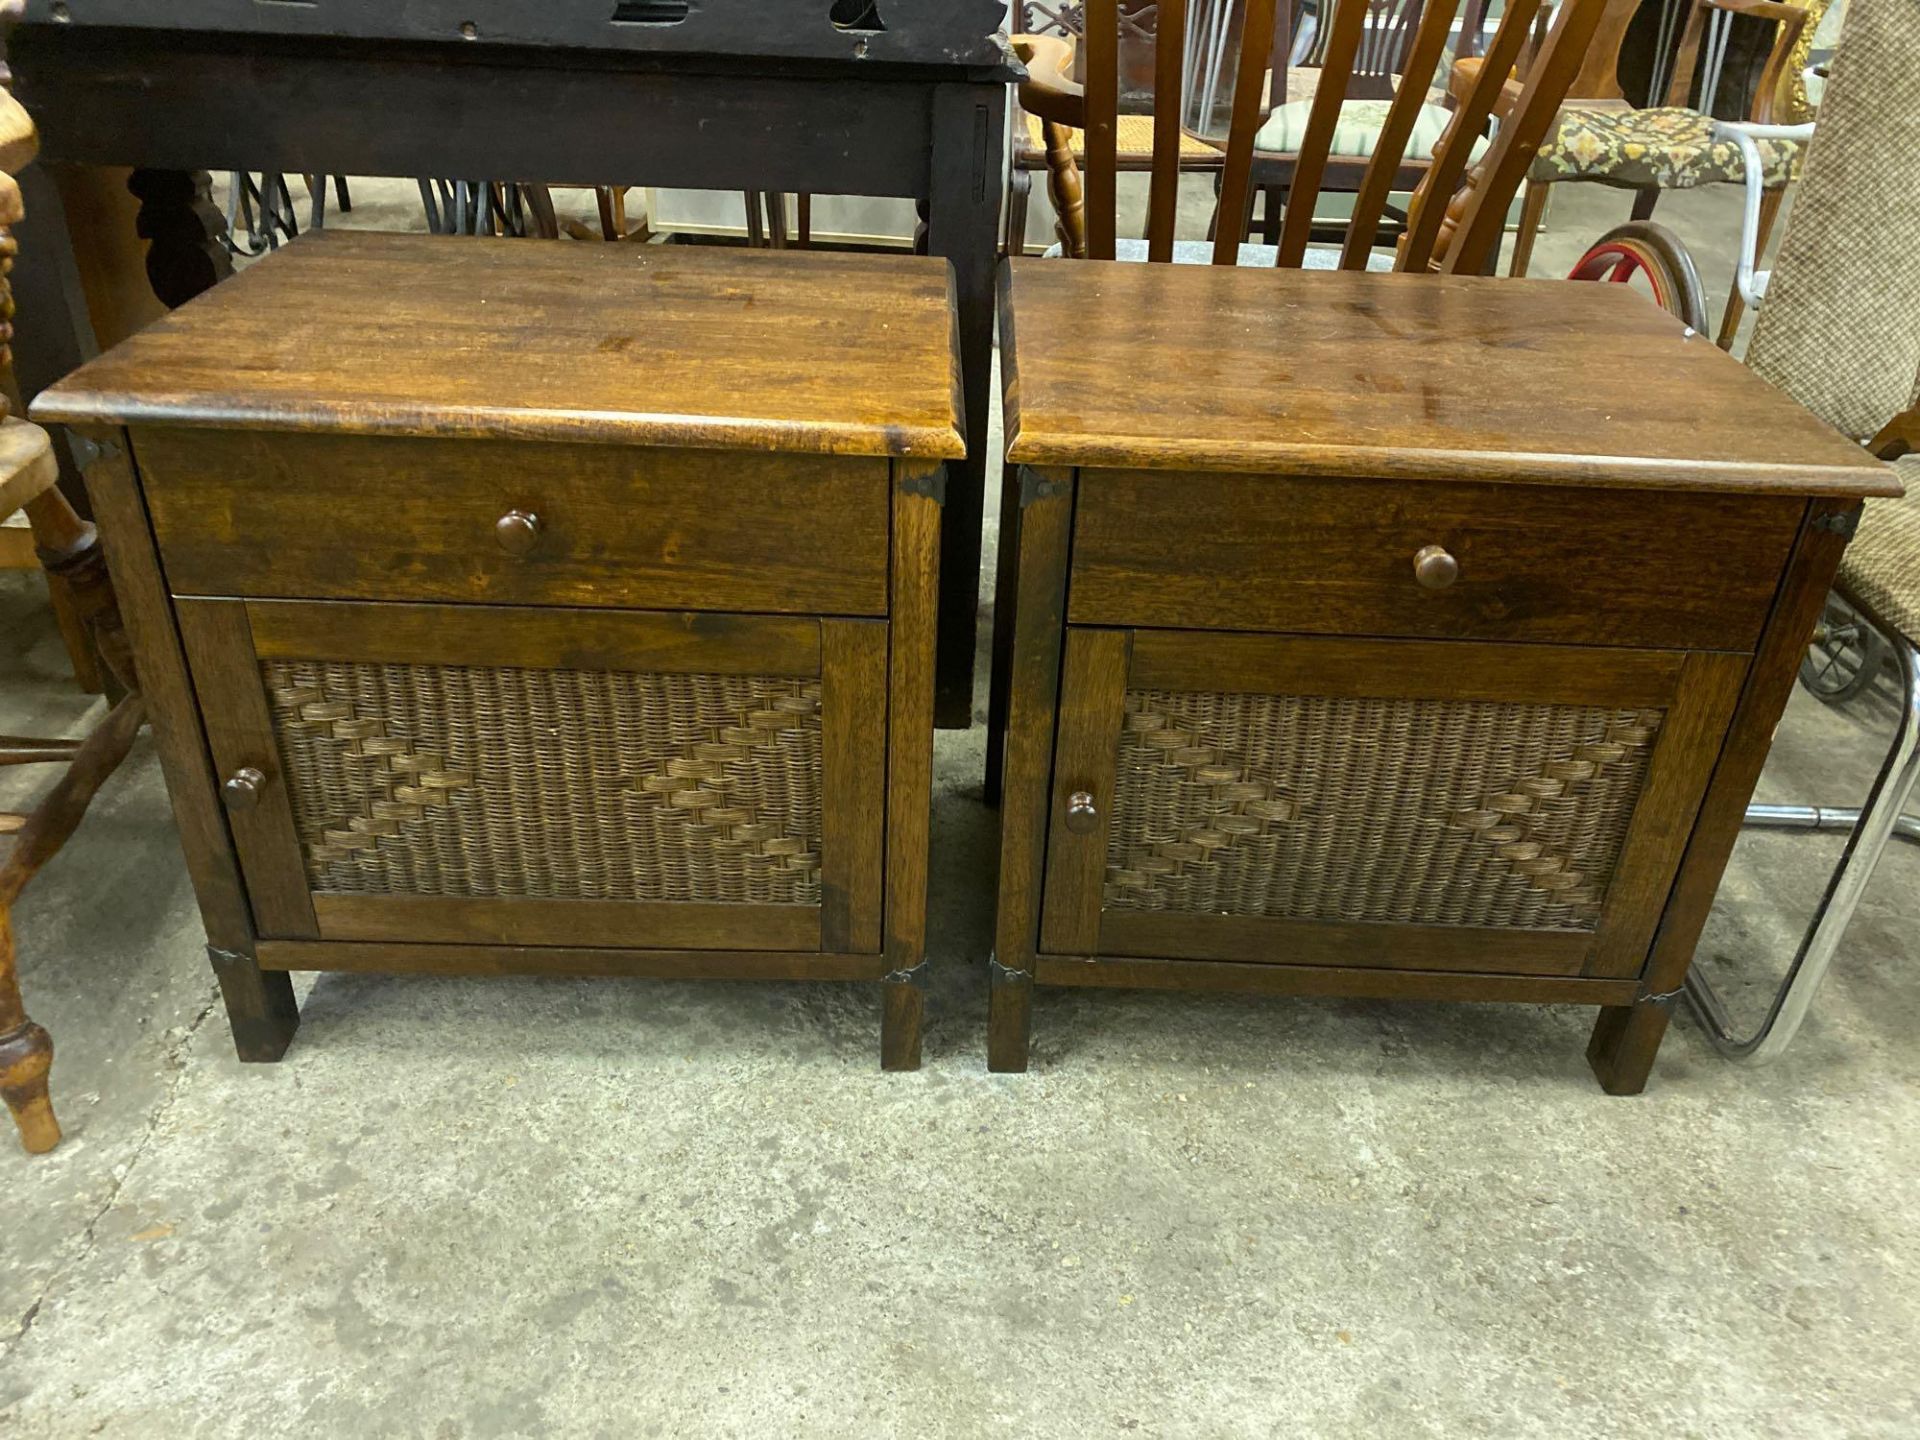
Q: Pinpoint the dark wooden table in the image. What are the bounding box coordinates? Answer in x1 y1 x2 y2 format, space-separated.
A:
5 1 1012 727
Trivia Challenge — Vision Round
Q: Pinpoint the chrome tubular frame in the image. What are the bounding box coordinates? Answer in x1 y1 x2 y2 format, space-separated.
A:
1684 632 1920 1061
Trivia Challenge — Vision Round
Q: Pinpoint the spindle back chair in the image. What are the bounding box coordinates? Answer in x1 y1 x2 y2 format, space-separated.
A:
1069 0 1611 273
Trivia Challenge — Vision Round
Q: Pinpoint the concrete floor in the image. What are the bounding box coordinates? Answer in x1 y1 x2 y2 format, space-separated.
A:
4 182 1918 1437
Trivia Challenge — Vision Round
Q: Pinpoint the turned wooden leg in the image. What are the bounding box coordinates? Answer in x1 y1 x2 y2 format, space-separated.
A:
0 905 59 1153
881 966 926 1072
127 169 232 309
1586 993 1677 1096
207 945 299 1063
988 959 1033 1073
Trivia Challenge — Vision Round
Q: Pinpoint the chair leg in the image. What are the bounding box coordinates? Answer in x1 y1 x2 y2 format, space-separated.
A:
1629 187 1660 222
1509 179 1549 278
1041 121 1086 260
1684 637 1920 1061
1715 185 1783 350
0 906 59 1154
797 194 812 249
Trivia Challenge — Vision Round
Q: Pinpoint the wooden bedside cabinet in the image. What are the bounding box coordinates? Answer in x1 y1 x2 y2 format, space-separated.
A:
33 232 962 1069
990 260 1900 1092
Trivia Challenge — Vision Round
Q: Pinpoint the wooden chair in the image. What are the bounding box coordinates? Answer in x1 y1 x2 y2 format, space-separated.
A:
1006 30 1229 258
0 88 144 1155
1244 0 1472 249
1501 0 1828 346
1055 0 1613 274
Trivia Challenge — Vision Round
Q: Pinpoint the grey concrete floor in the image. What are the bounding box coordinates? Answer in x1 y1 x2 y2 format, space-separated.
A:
4 182 1917 1437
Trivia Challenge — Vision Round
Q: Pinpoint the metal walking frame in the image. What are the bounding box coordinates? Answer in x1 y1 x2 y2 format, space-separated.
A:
1684 596 1920 1060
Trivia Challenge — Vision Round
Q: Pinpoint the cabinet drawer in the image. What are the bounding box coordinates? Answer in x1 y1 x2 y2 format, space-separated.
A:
174 598 888 955
1067 470 1801 651
135 427 891 616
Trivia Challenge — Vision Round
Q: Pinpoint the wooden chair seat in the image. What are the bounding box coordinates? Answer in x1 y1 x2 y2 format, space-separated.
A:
1017 110 1224 169
0 417 58 521
1255 97 1489 164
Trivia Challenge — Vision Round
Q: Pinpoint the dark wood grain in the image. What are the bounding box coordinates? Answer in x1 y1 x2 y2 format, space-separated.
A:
881 462 945 1071
999 262 1898 494
1038 628 1130 956
1091 912 1596 975
312 894 821 952
1127 630 1691 709
258 940 889 982
1585 649 1747 978
173 598 319 941
78 428 299 1059
133 428 891 618
245 600 824 678
35 233 965 461
1034 955 1640 1007
1589 498 1857 1093
820 620 886 957
988 466 1075 1073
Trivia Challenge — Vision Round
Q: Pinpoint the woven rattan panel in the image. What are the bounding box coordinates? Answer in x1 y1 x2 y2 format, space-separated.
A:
264 660 822 905
1105 690 1664 931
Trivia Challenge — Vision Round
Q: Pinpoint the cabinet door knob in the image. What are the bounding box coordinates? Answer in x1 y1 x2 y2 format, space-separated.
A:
495 509 543 556
1413 543 1459 590
1065 790 1099 834
222 766 267 811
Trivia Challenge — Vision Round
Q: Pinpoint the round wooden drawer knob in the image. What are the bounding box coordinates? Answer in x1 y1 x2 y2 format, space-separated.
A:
1413 544 1459 590
1065 790 1099 834
222 766 267 811
495 509 543 556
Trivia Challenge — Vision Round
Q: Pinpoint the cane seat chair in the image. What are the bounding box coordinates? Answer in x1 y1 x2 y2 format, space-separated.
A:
1679 1 1920 1061
1036 0 1612 275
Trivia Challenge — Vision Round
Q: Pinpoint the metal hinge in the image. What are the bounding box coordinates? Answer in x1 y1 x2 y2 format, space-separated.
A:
1813 508 1861 539
1019 468 1069 507
899 466 948 504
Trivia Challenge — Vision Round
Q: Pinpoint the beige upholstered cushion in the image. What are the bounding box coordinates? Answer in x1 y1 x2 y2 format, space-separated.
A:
1017 110 1224 167
1255 98 1487 164
1042 237 1396 270
1840 455 1920 643
1745 1 1920 441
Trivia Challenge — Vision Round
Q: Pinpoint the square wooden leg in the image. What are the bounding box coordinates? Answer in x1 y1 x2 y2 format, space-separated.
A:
988 959 1033 1073
881 975 925 1071
1586 994 1677 1096
208 946 299 1063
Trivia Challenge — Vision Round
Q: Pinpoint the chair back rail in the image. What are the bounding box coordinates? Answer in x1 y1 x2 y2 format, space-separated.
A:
1069 0 1610 271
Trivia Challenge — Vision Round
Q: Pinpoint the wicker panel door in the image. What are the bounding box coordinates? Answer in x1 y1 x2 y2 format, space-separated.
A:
175 598 888 955
1039 628 1749 979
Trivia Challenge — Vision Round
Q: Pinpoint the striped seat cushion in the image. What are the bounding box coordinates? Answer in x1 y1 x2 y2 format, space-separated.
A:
1254 99 1487 164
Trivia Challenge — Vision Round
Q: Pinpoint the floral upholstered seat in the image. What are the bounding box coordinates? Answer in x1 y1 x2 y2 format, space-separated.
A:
1531 101 1809 190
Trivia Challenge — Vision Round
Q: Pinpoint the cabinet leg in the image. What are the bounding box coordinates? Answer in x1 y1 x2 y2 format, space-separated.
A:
1586 993 1676 1096
988 958 1033 1073
881 974 925 1071
208 945 299 1063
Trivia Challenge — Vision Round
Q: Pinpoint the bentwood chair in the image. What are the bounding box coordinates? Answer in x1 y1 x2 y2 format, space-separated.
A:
1678 1 1920 1061
0 90 143 1155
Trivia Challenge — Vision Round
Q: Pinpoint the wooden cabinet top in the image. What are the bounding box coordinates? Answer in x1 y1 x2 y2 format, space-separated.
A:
999 259 1897 497
35 232 966 461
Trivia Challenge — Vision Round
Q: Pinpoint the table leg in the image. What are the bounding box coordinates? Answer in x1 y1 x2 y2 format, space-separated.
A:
925 82 1005 732
126 169 232 309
